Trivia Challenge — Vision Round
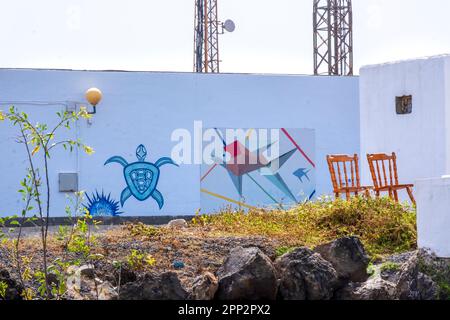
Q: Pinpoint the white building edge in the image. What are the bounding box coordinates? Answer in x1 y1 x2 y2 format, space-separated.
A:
360 54 450 258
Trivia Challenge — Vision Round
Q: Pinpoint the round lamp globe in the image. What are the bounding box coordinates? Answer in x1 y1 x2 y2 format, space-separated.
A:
85 88 103 106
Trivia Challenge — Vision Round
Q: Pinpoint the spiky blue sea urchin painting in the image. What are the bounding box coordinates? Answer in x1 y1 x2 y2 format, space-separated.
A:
84 191 123 217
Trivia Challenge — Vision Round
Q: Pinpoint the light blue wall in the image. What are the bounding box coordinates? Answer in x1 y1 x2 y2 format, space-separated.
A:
0 69 359 217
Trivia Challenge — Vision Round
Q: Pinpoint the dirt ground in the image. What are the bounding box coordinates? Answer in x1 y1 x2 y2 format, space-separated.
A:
0 224 281 290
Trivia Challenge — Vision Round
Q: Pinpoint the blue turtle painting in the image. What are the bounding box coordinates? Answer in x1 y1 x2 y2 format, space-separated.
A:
105 144 178 209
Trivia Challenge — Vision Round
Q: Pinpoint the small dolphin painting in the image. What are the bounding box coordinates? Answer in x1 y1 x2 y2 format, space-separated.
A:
293 168 311 183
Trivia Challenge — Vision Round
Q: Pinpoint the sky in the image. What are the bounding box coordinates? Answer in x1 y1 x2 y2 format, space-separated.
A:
0 0 449 75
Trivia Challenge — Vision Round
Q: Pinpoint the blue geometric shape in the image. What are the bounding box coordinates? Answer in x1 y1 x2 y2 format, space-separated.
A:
226 170 243 197
104 144 178 210
263 172 298 203
84 191 122 217
136 144 147 162
259 148 298 203
267 148 297 173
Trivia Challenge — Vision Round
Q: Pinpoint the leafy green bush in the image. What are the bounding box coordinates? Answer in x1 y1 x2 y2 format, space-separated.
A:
126 222 161 238
0 281 8 299
419 257 450 300
275 246 296 257
380 262 401 273
126 249 156 271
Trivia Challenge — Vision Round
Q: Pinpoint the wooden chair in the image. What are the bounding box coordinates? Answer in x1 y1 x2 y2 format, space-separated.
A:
366 152 415 205
326 154 372 200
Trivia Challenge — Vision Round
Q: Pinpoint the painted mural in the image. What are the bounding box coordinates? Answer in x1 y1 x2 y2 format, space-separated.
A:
104 144 178 209
200 128 315 212
84 191 122 217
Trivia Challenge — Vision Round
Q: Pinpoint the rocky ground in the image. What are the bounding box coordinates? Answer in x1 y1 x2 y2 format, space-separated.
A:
0 221 449 300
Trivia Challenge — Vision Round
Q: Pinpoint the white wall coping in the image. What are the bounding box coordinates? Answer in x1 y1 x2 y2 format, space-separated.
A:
360 53 450 72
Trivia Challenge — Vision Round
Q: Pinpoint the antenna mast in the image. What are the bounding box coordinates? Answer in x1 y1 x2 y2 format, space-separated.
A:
194 0 220 73
313 0 353 76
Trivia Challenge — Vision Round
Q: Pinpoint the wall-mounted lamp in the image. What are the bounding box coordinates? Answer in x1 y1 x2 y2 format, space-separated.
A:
85 88 103 114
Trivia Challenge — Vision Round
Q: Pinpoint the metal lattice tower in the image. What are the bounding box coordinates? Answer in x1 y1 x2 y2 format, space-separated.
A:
313 0 353 76
194 0 220 73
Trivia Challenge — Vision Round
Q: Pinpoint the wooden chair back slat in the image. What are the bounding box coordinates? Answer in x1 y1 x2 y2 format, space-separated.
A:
327 158 338 191
381 160 388 186
350 161 355 187
392 154 399 185
355 156 360 187
337 162 343 188
388 159 394 186
375 160 381 188
343 162 349 188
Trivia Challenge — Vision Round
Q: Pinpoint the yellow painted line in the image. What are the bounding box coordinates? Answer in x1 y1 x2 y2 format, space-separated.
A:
201 188 257 210
246 128 255 140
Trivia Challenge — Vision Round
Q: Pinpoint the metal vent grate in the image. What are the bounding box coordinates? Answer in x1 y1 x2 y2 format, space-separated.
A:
59 173 78 192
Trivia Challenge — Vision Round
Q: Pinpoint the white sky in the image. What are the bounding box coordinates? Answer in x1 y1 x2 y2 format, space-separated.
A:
0 0 449 75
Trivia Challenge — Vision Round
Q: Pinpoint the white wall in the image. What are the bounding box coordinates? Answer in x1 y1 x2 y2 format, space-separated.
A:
360 55 450 197
445 58 450 173
0 69 359 217
416 177 450 258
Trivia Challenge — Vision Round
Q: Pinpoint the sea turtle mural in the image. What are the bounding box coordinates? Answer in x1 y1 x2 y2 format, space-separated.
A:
105 144 178 209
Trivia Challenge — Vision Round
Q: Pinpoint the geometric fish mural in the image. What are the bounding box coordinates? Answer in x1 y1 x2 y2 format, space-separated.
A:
200 128 315 213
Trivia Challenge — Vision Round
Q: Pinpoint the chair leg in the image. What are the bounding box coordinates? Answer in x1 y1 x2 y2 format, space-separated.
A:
388 188 393 200
393 190 399 202
406 187 416 206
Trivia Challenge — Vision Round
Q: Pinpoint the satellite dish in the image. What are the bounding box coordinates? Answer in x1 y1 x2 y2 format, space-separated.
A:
223 19 236 33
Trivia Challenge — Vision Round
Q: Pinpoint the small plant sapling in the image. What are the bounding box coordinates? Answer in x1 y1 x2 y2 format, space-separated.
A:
0 107 94 299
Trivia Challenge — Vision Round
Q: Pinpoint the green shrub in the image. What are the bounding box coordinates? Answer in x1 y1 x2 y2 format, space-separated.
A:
126 222 161 238
380 262 401 273
275 246 296 257
126 249 156 271
0 281 8 299
193 197 417 256
419 257 450 300
367 262 376 277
